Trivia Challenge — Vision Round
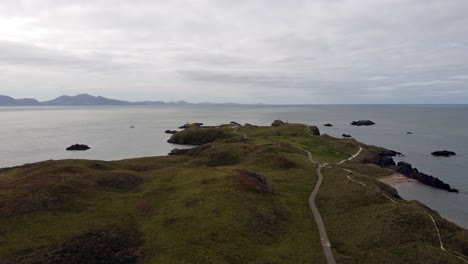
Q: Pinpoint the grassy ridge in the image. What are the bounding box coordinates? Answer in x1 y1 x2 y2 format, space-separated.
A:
0 123 467 263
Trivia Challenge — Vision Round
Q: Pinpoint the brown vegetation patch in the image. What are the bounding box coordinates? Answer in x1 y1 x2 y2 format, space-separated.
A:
232 169 273 194
247 208 291 245
252 147 297 169
133 200 152 215
0 226 144 264
96 172 143 192
0 174 89 216
87 162 114 171
189 144 249 167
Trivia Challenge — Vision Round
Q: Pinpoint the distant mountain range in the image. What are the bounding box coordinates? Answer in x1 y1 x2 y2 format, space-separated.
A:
0 94 198 106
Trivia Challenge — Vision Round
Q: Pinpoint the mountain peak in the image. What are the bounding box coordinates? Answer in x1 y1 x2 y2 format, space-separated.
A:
0 94 196 106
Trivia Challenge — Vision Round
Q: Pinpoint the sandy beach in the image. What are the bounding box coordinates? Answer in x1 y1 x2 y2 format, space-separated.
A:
379 173 417 186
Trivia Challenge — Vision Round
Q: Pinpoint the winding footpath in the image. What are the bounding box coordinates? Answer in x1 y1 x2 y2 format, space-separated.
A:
300 145 363 264
342 158 468 263
302 149 336 264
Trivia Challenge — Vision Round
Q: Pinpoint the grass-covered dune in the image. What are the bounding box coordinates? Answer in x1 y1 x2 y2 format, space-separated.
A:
0 123 467 263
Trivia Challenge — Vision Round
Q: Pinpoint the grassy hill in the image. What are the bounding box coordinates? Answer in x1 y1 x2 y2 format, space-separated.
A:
0 123 467 263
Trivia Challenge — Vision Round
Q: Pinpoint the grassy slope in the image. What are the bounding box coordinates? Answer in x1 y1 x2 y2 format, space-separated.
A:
0 123 467 263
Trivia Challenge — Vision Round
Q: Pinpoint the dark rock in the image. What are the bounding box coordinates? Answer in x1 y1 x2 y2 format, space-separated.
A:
406 132 413 134
342 134 352 138
362 148 402 168
66 144 90 151
380 149 403 157
168 148 189 155
360 147 457 192
351 120 375 126
431 150 456 157
380 156 396 167
324 123 333 127
271 120 285 126
395 162 458 193
165 130 177 134
230 121 241 126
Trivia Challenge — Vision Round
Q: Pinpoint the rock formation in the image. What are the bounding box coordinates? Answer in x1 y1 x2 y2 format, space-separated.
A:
363 148 458 193
351 120 375 126
66 144 90 151
396 162 458 193
271 120 285 126
179 123 203 129
168 148 189 155
431 150 456 157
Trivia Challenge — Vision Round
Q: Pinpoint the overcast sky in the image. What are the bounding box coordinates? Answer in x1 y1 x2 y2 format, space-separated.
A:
1 0 467 104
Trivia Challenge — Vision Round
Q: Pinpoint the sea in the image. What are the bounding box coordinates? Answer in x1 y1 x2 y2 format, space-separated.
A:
1 105 467 229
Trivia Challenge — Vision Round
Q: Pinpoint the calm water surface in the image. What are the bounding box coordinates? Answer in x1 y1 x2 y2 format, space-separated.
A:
0 105 467 228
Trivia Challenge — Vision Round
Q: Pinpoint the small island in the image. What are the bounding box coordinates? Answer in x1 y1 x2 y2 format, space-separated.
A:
431 150 456 157
351 120 375 126
66 144 90 151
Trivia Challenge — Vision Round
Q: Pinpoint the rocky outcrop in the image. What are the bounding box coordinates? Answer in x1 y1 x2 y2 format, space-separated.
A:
271 120 285 126
165 130 177 134
308 126 321 136
324 123 333 127
362 148 401 167
168 148 189 155
351 120 375 126
66 144 90 151
342 134 352 138
431 150 456 157
168 128 228 145
363 148 458 193
396 162 458 193
179 123 203 129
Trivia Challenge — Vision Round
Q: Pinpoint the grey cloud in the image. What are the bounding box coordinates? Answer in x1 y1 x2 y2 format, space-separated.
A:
0 0 467 103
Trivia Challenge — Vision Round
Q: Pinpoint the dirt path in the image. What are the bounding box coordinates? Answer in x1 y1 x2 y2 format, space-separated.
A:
233 127 247 139
342 165 468 263
301 149 336 264
337 146 363 164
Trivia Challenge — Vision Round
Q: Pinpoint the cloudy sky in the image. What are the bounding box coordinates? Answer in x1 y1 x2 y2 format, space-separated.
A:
1 0 467 104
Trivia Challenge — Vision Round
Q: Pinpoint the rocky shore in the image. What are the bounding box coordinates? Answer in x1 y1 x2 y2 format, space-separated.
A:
364 148 459 193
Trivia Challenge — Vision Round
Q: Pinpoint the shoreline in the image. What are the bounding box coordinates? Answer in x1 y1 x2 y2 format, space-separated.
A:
378 173 417 186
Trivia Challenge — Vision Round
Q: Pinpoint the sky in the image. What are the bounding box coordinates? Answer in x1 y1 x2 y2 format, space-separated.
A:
1 0 467 104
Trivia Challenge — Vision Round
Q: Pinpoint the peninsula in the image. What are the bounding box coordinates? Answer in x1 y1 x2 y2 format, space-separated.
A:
0 122 466 263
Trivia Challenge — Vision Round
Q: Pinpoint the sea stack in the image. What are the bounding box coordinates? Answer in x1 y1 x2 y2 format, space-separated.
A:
351 120 375 126
66 144 90 151
431 150 456 157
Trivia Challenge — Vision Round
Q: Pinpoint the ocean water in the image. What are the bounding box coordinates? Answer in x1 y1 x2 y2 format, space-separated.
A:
0 105 467 229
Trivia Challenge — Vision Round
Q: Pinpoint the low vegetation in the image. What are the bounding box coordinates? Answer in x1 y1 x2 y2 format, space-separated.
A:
0 122 466 263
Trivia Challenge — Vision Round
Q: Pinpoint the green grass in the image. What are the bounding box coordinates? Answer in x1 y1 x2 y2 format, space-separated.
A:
0 122 467 263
